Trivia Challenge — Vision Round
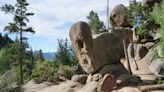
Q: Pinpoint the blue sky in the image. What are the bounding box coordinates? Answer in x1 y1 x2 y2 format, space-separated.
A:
0 0 140 52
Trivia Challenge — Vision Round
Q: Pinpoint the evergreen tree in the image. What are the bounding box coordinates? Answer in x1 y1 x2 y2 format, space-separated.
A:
54 39 72 65
87 10 105 34
127 0 144 26
152 0 164 57
0 42 21 74
28 47 34 62
35 49 45 61
25 47 34 75
1 0 35 84
0 38 30 72
127 0 157 40
0 33 14 49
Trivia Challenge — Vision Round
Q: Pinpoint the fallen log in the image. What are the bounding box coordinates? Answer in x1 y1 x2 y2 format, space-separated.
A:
138 84 164 92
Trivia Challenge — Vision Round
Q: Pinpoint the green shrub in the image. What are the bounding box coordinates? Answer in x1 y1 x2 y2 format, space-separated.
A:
32 61 55 83
136 24 149 39
156 77 164 84
57 64 75 80
0 70 19 92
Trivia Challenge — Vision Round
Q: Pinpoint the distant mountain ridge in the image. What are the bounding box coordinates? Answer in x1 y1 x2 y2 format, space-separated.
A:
43 52 55 61
33 51 55 61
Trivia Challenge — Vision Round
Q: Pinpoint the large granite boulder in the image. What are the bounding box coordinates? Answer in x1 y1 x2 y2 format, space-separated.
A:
127 43 150 73
127 43 157 83
69 21 126 74
110 4 132 28
92 31 125 71
69 21 95 73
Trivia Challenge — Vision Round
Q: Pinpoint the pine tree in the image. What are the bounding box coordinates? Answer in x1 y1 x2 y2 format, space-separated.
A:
29 47 34 62
0 42 21 74
55 39 72 65
35 49 45 61
87 10 105 34
1 0 35 84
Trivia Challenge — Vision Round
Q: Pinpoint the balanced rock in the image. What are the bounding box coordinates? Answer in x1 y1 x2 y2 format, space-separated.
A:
70 21 94 73
110 4 132 28
70 21 126 74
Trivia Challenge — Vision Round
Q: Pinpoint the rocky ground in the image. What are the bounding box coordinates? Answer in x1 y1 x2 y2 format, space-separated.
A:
23 73 164 92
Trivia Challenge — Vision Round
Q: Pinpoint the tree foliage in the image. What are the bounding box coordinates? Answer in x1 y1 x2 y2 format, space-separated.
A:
127 0 149 38
0 41 34 91
1 0 35 84
54 39 82 75
31 39 80 83
57 64 75 80
151 0 164 57
55 39 72 65
0 39 34 78
0 70 19 92
0 42 21 74
0 33 14 49
127 0 159 40
34 49 45 61
1 0 34 33
87 10 105 34
32 61 55 83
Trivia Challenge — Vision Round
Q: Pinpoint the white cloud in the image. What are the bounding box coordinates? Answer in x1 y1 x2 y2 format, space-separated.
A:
27 0 130 39
0 0 131 52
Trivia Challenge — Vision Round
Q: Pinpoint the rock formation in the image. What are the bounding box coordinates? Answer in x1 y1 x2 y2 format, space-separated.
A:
69 21 129 74
126 39 160 83
110 4 132 28
69 21 142 91
68 3 161 91
69 21 95 73
149 58 164 76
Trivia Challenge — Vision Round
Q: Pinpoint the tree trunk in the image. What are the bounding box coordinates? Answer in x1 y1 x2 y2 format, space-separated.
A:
20 5 23 84
20 28 23 84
